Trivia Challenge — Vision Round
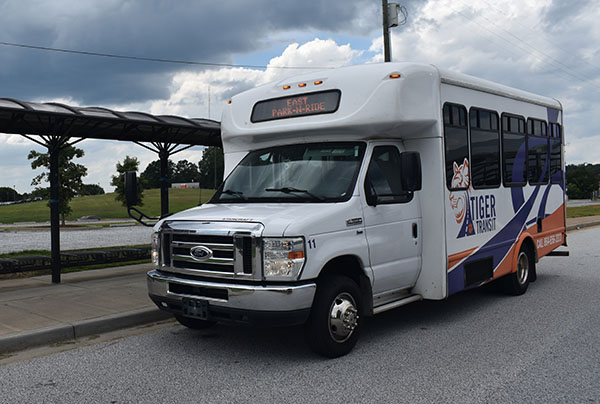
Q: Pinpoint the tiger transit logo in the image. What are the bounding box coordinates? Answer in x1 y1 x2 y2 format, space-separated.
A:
448 159 497 238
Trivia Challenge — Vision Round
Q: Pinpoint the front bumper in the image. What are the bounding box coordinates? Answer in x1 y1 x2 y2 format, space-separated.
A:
147 270 316 326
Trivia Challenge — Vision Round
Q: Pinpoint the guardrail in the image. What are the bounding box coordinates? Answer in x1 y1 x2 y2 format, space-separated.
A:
0 246 151 274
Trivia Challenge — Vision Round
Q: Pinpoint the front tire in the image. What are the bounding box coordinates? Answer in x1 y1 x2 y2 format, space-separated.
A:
306 276 362 358
503 244 534 295
175 315 217 330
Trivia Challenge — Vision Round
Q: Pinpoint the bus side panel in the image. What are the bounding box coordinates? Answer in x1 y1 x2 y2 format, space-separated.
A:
442 84 565 295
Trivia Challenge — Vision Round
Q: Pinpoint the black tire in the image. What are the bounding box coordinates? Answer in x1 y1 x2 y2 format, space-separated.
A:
175 315 217 330
503 244 534 295
305 275 362 358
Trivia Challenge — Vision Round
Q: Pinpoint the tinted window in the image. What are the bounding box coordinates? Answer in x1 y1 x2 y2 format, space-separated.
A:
502 114 527 186
443 103 469 190
364 146 413 204
470 108 500 188
549 123 562 183
527 118 549 184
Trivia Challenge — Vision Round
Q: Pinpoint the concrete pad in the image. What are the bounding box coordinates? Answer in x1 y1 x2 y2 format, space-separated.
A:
0 303 61 335
5 294 115 323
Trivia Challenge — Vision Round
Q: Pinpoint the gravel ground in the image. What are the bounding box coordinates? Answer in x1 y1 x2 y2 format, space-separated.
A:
0 226 154 253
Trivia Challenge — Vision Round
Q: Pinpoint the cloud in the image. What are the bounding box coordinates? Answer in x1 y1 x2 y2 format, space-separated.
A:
370 0 600 164
147 38 361 120
0 0 380 105
0 37 363 193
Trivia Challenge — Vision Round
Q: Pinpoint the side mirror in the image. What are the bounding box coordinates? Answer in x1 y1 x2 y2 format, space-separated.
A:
125 171 139 207
400 152 422 192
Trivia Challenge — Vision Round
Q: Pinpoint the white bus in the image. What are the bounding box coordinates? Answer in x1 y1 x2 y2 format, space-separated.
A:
146 62 566 357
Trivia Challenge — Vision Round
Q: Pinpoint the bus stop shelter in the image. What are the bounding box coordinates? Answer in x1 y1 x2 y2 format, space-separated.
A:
0 98 221 283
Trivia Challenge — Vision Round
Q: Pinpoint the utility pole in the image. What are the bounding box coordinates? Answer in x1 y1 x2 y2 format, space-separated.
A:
382 0 391 62
382 1 407 62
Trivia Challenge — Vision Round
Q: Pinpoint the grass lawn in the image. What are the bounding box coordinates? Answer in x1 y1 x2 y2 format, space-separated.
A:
1 188 598 224
566 204 600 218
0 188 215 224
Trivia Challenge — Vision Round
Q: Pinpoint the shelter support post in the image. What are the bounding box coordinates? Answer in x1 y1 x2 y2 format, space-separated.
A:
49 143 61 284
159 149 169 217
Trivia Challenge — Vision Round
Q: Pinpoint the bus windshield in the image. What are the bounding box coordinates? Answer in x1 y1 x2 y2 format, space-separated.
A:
211 142 366 203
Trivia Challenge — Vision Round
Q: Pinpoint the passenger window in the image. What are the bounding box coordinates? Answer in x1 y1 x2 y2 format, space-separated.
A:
470 107 501 188
549 123 562 184
527 118 549 184
501 114 527 186
443 103 469 190
364 146 413 204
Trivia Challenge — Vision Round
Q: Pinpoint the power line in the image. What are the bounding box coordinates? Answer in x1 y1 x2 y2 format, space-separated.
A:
453 0 600 86
0 41 331 70
476 0 600 74
446 4 600 90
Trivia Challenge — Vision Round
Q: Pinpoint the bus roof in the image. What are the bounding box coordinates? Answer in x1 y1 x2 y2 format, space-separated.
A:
221 62 561 153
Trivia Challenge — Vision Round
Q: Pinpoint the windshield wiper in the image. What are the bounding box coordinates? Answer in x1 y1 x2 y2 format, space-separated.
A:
220 189 246 200
265 187 325 201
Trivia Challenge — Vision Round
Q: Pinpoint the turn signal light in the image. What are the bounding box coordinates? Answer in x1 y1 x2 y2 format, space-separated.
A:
389 74 401 79
288 251 305 260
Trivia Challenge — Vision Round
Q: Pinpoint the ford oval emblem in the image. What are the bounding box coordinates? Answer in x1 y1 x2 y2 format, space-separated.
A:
190 246 213 261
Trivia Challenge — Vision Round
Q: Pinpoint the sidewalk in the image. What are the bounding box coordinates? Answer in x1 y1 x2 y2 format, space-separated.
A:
0 263 170 354
1 215 599 355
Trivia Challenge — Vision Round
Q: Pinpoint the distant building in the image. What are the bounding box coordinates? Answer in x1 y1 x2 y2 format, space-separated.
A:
171 182 200 189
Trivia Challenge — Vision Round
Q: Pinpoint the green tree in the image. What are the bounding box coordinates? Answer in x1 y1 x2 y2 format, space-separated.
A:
566 164 600 199
140 159 175 189
79 184 105 196
111 156 143 206
28 146 87 225
172 160 200 184
0 187 20 203
198 147 224 189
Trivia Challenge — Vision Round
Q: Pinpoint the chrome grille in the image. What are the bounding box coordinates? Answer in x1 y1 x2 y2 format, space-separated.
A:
171 234 235 273
158 221 263 280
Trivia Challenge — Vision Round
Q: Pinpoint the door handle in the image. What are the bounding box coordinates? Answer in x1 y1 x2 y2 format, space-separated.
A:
412 223 418 239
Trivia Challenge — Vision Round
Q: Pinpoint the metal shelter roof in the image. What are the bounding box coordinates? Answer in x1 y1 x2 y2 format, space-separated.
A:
0 97 222 284
0 98 221 146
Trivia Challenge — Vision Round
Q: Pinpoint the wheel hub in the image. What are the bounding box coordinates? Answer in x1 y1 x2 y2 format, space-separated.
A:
328 292 359 343
517 251 529 285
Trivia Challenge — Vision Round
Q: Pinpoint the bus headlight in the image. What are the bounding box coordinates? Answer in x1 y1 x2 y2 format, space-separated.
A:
263 237 305 280
151 233 160 268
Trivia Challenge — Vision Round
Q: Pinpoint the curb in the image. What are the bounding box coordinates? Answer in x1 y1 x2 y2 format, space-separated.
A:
0 307 171 354
566 221 600 232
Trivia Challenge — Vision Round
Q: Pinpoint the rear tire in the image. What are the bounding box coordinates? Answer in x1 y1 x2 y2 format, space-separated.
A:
175 315 217 330
305 275 362 358
503 244 534 295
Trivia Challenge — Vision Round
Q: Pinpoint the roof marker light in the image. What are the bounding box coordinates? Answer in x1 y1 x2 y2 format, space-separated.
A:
314 80 323 85
298 83 307 88
389 74 401 79
283 85 291 90
227 100 232 104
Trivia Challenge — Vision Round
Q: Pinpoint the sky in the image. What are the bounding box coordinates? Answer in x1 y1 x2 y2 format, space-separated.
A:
0 0 599 194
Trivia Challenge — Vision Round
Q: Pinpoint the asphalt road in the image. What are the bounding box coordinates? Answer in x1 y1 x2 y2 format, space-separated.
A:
0 228 598 403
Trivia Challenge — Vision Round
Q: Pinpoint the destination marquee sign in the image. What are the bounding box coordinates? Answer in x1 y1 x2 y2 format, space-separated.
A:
251 90 341 123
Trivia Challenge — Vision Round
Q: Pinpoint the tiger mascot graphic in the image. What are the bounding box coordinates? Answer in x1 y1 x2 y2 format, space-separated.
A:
449 158 470 224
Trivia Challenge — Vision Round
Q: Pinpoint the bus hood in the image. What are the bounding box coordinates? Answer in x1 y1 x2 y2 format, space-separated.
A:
155 200 363 237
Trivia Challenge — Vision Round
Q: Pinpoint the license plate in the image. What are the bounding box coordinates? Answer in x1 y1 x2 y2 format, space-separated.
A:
181 298 209 320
